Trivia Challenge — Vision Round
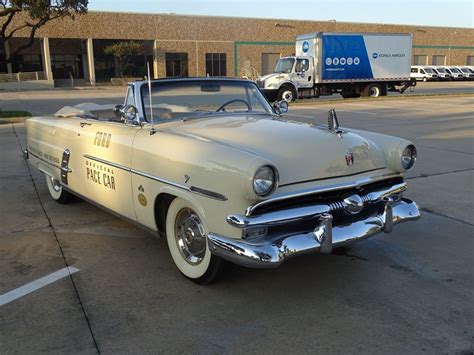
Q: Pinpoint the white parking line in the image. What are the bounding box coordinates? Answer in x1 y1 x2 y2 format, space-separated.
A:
0 267 79 306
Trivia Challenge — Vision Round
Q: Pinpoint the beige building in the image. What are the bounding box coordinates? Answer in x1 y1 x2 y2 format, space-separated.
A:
1 11 473 87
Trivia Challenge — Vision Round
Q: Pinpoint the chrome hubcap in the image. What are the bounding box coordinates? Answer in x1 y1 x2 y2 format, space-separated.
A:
50 176 61 192
283 90 293 102
369 87 380 97
175 208 206 265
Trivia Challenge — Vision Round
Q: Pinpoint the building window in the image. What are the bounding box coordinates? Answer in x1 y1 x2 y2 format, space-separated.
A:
11 54 43 73
261 53 281 75
413 55 427 65
431 55 446 65
51 54 84 79
165 52 188 77
205 53 226 76
467 56 474 65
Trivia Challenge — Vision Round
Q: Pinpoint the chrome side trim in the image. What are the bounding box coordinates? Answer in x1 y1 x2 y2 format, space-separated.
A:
82 154 227 201
83 154 131 172
245 172 402 216
208 198 421 269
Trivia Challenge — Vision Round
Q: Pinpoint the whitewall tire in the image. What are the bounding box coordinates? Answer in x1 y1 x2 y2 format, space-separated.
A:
45 175 73 204
165 198 223 284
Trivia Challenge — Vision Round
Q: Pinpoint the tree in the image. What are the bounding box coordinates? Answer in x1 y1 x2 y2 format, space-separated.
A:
1 0 88 65
104 41 143 78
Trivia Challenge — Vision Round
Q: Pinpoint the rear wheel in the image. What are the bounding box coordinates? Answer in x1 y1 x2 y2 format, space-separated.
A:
45 175 74 204
165 198 223 284
362 83 382 98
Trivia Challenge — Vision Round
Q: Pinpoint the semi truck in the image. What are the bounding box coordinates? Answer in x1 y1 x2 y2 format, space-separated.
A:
256 32 415 102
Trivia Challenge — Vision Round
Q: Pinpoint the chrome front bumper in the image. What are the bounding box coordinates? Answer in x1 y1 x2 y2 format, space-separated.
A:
207 198 420 268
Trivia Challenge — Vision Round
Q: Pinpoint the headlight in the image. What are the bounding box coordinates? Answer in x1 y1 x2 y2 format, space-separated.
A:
401 145 417 170
253 166 277 197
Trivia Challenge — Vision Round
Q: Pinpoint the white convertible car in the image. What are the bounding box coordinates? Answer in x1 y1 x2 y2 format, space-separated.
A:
24 78 420 284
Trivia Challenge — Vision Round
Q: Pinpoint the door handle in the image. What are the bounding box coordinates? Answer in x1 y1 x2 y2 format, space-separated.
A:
80 122 92 127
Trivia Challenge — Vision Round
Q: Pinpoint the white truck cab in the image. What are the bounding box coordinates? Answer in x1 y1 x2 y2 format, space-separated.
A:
257 56 314 102
410 66 438 81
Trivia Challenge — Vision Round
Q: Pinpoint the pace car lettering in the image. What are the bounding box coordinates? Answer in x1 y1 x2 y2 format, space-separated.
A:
94 132 112 148
85 160 116 190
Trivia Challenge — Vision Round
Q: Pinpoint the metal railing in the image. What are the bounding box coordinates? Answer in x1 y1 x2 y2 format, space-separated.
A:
0 71 46 83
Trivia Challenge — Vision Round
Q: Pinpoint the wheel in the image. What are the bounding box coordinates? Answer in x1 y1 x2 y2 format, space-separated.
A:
45 175 74 204
166 198 223 284
278 86 296 102
422 77 427 82
363 84 381 98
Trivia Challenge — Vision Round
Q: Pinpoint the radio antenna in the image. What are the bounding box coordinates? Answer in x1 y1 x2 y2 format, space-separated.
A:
147 62 156 135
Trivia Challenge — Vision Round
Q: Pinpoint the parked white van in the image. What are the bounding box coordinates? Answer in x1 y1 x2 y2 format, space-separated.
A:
410 66 438 81
454 67 474 80
429 67 452 80
439 67 464 80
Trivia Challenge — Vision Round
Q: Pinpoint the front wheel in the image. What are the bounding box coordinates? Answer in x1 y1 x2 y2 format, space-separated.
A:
166 198 223 284
45 175 74 204
278 86 296 103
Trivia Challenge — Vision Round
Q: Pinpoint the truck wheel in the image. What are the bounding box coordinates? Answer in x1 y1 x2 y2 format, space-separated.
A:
166 198 223 284
46 175 74 204
363 84 381 98
278 86 296 102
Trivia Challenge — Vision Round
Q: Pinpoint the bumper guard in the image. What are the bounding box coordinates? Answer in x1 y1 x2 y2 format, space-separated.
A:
207 198 420 268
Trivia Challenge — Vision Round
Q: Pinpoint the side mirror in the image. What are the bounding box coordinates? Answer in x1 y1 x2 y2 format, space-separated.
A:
113 104 124 118
273 100 289 115
121 105 138 123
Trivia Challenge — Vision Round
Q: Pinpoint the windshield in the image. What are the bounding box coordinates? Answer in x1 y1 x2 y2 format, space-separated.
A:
141 80 273 122
460 68 470 73
424 68 434 73
436 67 447 73
275 58 295 73
450 68 460 73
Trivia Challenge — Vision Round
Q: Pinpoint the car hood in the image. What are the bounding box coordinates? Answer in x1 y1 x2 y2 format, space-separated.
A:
167 115 387 186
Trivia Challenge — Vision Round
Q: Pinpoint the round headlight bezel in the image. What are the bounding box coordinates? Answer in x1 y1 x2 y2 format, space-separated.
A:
401 144 417 170
253 165 278 197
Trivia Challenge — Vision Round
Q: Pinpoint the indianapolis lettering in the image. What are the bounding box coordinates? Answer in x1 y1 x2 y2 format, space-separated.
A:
86 160 116 190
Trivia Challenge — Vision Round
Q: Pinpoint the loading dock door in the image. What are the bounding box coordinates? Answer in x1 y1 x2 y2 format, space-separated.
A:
261 53 281 75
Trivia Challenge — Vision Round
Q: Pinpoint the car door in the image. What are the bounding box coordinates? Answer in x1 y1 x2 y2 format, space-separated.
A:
292 58 314 88
76 118 141 220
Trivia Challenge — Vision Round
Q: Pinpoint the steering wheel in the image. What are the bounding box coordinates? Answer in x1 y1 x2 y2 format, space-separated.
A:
216 99 250 112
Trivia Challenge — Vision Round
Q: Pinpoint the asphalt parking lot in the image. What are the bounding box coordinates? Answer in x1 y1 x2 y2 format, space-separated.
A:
1 93 473 353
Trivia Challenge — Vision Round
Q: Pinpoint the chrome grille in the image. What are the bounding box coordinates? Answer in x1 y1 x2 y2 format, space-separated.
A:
249 177 404 216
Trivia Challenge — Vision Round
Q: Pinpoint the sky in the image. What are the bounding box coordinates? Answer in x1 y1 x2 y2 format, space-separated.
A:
88 0 474 28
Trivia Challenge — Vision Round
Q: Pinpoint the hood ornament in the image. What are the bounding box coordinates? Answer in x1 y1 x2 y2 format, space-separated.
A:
328 109 344 135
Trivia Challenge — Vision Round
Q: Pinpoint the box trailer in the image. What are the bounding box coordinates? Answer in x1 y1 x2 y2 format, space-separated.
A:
256 32 415 101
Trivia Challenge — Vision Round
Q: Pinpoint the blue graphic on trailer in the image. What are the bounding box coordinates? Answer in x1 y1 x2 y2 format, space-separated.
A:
302 41 309 53
322 35 374 80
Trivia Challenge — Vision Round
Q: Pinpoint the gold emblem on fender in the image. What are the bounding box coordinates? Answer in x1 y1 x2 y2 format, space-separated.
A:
138 193 147 206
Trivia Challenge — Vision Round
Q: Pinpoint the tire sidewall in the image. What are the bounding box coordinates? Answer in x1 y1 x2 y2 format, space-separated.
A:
368 85 381 97
166 198 212 279
46 175 63 200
